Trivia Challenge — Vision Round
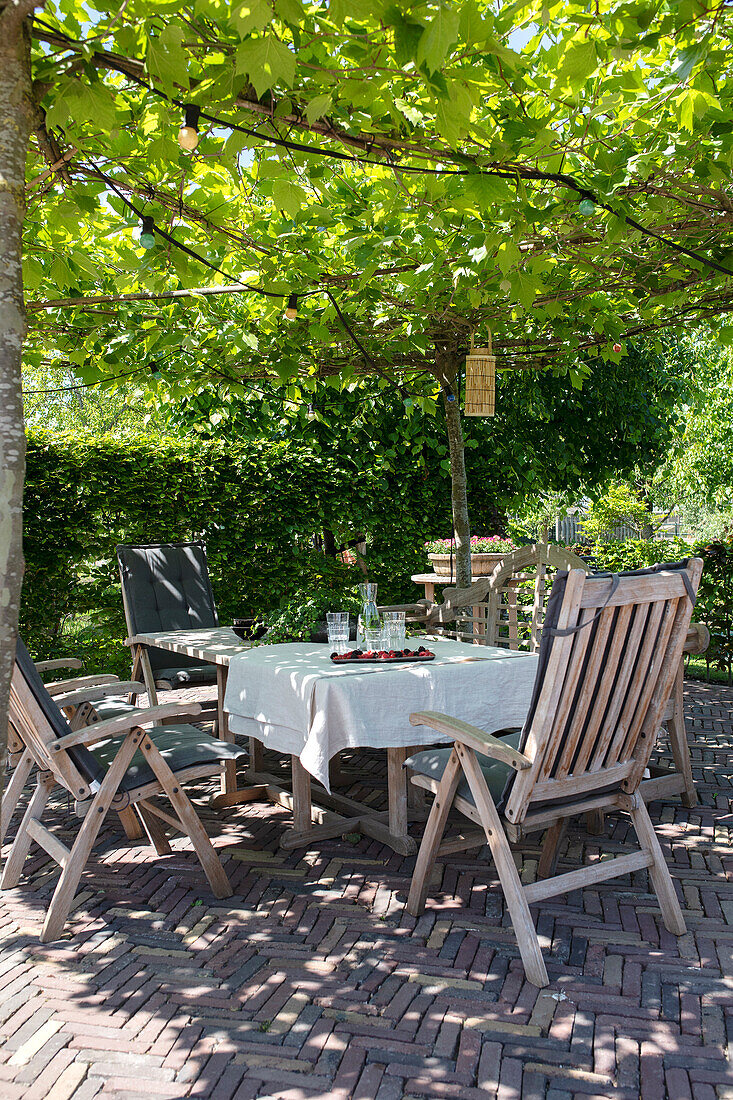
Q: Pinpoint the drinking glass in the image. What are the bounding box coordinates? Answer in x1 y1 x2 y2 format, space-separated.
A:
327 611 350 655
383 610 406 651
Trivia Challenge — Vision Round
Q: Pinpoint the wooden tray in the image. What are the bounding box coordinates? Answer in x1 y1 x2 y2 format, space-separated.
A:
330 650 435 664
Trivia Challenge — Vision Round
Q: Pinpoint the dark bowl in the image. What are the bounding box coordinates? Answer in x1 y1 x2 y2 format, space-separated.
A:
232 618 268 641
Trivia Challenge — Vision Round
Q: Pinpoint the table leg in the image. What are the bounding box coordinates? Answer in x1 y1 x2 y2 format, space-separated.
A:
388 747 409 843
135 645 159 706
249 738 264 772
424 582 435 602
292 755 312 833
277 754 417 854
216 665 236 796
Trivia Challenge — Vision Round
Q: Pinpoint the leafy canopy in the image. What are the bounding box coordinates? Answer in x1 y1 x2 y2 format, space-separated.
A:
23 0 733 402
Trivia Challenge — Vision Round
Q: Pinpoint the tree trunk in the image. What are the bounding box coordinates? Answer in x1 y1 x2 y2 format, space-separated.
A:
436 348 471 589
0 6 36 791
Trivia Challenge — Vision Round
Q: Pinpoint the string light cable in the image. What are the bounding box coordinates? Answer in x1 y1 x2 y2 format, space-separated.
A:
22 363 150 394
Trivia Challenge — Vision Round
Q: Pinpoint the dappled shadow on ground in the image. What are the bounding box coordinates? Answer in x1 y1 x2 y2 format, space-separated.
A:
1 682 733 1099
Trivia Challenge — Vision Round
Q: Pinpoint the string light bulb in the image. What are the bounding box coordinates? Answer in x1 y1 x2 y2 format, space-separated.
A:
178 104 201 151
579 197 596 216
149 361 162 378
306 403 316 420
139 216 156 250
284 293 298 321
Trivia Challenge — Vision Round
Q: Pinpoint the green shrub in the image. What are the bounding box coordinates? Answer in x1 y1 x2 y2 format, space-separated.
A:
21 429 499 674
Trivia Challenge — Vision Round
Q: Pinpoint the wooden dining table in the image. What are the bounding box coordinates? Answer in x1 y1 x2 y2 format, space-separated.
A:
223 638 538 854
130 622 709 851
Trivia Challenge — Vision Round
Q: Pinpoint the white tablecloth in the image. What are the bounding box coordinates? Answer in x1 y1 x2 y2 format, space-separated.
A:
224 638 538 790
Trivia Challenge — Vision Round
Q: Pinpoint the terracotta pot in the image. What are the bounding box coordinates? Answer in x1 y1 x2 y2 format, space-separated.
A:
428 552 507 578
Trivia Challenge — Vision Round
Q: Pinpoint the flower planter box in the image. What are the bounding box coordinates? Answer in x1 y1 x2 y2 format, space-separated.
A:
428 552 506 578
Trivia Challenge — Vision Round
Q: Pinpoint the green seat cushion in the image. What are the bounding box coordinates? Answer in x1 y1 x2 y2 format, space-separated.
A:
154 665 217 687
87 698 140 721
405 730 522 808
89 724 246 793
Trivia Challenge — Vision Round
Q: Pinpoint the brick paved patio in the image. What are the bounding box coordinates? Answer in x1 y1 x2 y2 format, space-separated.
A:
1 679 733 1100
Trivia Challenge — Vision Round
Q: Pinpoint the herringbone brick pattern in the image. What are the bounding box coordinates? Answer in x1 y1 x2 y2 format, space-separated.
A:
2 680 733 1099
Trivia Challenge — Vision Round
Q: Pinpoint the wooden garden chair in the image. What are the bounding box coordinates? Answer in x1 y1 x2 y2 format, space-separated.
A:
429 544 707 810
405 558 702 988
1 638 246 942
2 649 149 845
117 542 219 714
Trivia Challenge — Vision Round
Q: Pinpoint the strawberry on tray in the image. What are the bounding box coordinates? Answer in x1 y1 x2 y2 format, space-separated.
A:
330 646 435 663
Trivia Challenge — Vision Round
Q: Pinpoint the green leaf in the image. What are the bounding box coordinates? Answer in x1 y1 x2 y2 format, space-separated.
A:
305 94 333 123
146 25 189 98
386 7 423 68
557 40 598 89
417 6 460 73
271 179 307 216
233 0 273 35
274 0 303 24
235 34 296 96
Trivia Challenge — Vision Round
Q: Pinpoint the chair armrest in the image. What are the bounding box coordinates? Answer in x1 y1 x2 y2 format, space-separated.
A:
684 622 710 655
378 602 432 622
46 674 119 696
408 710 531 771
50 702 203 751
56 681 147 708
36 658 84 673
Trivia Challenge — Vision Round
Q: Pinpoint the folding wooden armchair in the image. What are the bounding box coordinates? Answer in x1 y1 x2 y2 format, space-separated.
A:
117 542 219 712
1 639 246 942
2 649 147 845
405 558 702 987
430 544 706 810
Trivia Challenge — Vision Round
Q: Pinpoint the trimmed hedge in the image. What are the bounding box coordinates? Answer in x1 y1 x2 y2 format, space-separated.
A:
22 430 499 675
589 538 733 682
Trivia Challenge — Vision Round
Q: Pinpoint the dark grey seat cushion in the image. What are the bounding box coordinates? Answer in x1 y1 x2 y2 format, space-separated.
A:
154 665 218 688
117 543 218 674
406 731 522 807
89 724 247 793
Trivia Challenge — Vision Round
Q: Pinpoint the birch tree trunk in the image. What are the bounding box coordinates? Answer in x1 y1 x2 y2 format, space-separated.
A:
0 4 37 789
436 347 471 589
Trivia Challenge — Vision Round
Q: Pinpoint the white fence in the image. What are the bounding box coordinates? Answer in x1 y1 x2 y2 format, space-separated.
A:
555 513 685 544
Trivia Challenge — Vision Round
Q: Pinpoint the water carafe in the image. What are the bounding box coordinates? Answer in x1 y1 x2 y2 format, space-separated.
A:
357 583 382 651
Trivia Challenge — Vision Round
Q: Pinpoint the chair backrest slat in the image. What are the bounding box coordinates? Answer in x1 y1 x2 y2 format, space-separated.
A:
603 601 671 769
541 604 618 782
503 559 702 826
582 602 646 775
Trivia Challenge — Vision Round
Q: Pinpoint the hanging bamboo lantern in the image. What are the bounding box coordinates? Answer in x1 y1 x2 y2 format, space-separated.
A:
464 331 496 417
